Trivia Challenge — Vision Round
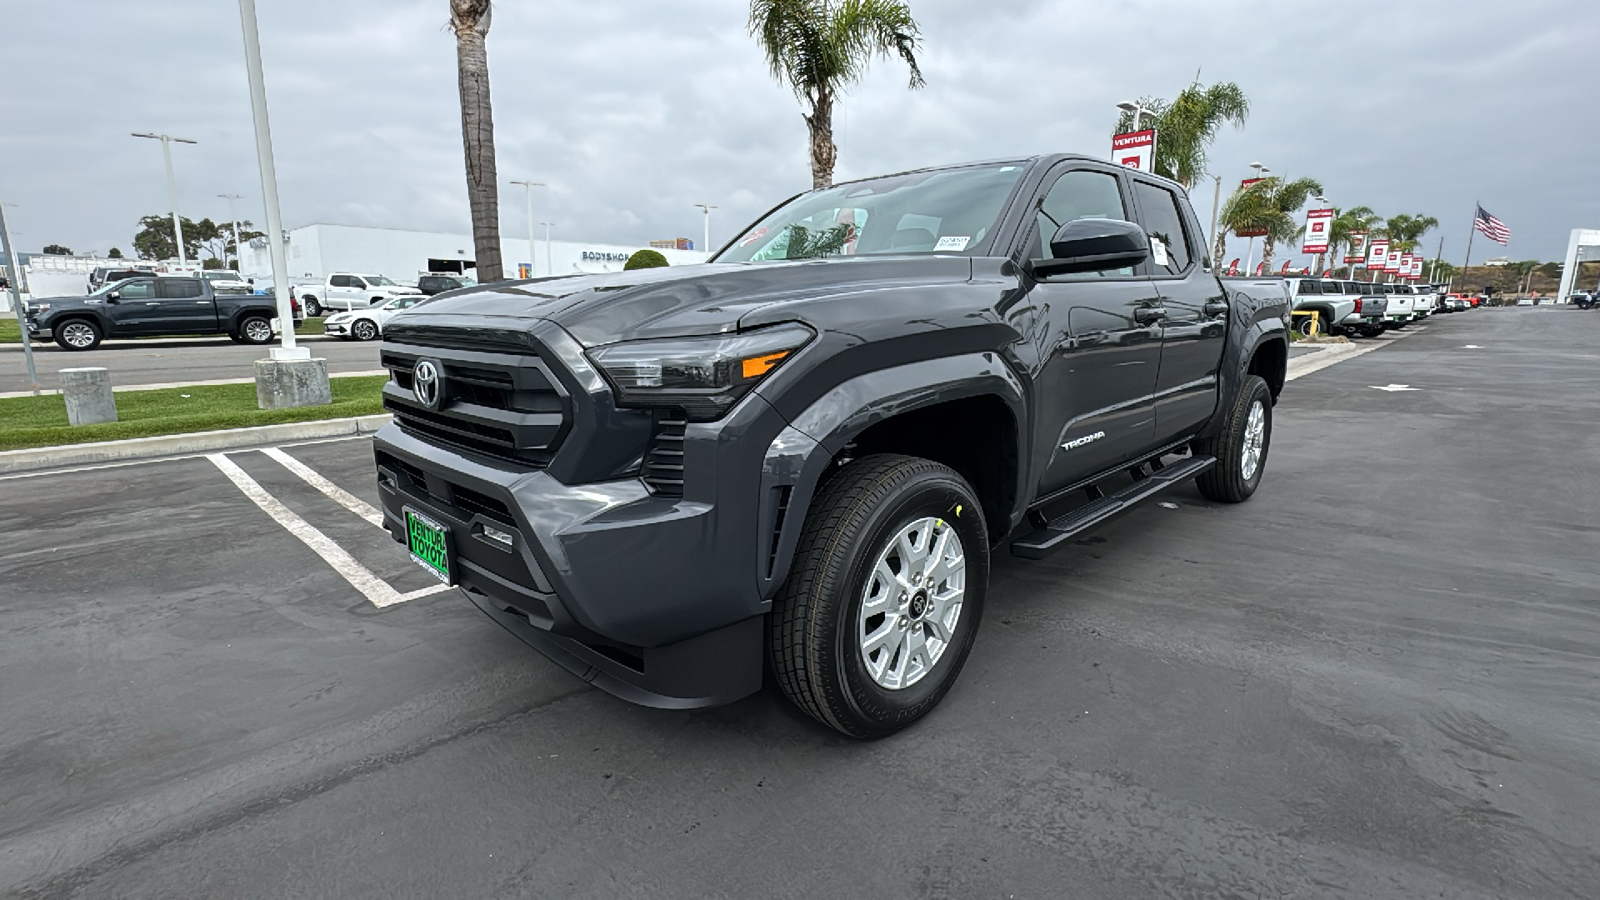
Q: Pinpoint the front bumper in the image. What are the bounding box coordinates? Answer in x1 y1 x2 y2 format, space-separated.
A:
371 370 799 708
324 322 350 336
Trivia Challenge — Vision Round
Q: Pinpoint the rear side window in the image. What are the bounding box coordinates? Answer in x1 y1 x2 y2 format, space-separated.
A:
1131 181 1193 276
330 275 351 287
1320 281 1341 294
158 278 203 298
1297 281 1321 295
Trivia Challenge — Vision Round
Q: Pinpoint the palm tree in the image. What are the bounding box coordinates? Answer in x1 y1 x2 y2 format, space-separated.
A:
749 0 925 189
1257 177 1323 271
1382 214 1439 253
1328 205 1380 277
1113 81 1249 189
450 0 502 282
1214 176 1322 273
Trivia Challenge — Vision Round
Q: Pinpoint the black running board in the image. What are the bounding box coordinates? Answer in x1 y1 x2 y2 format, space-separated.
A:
1010 455 1217 559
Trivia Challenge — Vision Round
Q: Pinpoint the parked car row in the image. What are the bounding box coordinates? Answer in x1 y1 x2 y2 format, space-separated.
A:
1287 278 1470 338
279 272 472 317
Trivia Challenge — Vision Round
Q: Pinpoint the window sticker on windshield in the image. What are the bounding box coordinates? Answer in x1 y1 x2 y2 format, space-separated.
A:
1151 237 1169 267
934 236 970 252
739 227 769 247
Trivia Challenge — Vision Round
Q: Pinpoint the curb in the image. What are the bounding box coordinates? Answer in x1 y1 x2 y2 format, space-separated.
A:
0 414 393 475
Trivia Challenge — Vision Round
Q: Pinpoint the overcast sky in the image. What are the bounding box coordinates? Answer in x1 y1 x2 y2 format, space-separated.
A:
3 0 1596 267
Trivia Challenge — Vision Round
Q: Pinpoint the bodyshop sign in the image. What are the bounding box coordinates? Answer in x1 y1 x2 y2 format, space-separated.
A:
1110 130 1156 173
581 251 633 263
1300 208 1334 255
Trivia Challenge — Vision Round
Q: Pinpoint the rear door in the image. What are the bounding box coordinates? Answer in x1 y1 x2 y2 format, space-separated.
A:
1130 177 1228 444
146 278 216 333
1019 163 1163 496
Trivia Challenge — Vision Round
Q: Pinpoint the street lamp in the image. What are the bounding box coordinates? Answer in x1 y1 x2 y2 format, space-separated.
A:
132 132 198 269
539 222 554 276
0 200 40 393
1243 163 1269 275
693 203 717 256
1116 100 1155 128
510 179 546 277
218 193 244 272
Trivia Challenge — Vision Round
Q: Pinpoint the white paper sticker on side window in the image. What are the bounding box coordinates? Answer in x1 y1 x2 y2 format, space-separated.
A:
934 236 971 251
1151 237 1169 267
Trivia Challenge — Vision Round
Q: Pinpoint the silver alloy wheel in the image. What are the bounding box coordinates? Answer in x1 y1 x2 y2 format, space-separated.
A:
61 322 96 348
243 318 272 342
857 516 966 691
353 319 377 340
1241 400 1266 481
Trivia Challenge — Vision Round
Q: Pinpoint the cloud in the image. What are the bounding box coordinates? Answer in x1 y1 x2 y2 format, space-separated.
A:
1 0 1594 263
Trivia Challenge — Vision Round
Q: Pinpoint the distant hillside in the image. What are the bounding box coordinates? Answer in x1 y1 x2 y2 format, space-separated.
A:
1451 261 1600 296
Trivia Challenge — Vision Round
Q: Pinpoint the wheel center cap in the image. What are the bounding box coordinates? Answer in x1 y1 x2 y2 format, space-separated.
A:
909 590 929 619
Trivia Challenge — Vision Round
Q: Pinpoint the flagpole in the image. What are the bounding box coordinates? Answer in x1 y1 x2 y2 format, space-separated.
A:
1461 202 1478 288
1429 234 1444 284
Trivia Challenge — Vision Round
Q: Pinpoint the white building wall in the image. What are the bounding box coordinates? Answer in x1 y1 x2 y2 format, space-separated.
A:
241 224 709 283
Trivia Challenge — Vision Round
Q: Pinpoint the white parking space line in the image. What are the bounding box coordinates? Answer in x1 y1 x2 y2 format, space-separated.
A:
262 447 384 527
208 453 409 608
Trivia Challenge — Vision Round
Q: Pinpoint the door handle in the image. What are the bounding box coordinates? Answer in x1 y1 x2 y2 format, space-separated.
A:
1203 299 1230 317
197 301 211 305
1133 306 1167 325
145 301 161 306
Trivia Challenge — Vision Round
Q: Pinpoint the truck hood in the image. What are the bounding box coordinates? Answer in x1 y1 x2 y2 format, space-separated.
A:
385 256 974 348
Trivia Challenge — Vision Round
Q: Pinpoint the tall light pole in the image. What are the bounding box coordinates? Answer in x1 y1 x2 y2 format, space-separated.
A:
539 222 553 276
236 0 305 363
1208 174 1222 268
1243 162 1269 275
0 200 40 393
132 132 197 269
218 193 244 271
693 204 716 256
509 180 545 277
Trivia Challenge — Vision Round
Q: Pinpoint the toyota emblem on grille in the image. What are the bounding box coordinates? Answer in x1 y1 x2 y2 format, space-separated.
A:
413 359 444 410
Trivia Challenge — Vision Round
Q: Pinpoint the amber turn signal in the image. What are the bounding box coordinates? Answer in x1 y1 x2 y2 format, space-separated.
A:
741 351 791 380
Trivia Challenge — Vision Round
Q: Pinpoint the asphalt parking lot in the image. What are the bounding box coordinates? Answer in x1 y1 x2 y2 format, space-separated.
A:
2 308 1597 898
0 336 381 394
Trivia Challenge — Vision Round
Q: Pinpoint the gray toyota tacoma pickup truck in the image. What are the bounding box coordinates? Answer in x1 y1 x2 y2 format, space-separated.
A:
372 154 1291 738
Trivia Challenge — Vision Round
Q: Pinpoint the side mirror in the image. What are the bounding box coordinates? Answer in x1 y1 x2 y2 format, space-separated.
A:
106 291 121 303
1031 218 1149 276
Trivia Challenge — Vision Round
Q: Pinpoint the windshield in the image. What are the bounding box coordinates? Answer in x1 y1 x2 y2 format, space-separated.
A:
90 279 134 296
715 163 1026 263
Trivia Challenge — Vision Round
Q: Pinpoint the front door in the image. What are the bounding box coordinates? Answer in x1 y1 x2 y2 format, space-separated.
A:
103 278 160 334
1021 165 1163 497
1131 178 1228 444
145 277 216 334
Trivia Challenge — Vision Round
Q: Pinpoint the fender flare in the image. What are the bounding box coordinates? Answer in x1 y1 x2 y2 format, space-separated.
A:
753 351 1027 600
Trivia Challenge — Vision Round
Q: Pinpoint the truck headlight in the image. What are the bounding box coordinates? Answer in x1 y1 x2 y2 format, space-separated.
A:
588 323 814 421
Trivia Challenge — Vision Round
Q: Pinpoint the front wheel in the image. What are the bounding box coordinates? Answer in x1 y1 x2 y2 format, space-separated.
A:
53 318 103 351
1192 374 1273 503
351 318 379 341
237 315 274 345
770 454 989 739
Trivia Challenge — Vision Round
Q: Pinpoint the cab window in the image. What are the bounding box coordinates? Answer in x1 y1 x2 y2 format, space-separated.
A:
1023 169 1134 278
158 278 203 298
117 280 156 299
1131 181 1193 276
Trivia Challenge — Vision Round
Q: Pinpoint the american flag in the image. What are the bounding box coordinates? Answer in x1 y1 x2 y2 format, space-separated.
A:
1474 205 1510 245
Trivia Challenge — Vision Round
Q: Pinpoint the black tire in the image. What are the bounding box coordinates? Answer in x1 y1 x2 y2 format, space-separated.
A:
237 315 274 345
770 454 990 739
1192 375 1273 504
1361 325 1386 338
351 318 379 341
53 318 102 351
302 297 322 317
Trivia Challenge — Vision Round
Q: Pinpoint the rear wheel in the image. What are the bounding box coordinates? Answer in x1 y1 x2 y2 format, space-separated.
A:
1193 375 1272 504
238 315 273 345
770 454 989 739
54 318 102 351
301 296 322 317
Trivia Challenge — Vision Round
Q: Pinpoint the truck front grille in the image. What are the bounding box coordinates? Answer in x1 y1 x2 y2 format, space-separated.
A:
382 346 569 467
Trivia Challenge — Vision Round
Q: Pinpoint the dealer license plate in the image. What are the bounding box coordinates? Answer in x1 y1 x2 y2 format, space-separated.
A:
405 508 452 584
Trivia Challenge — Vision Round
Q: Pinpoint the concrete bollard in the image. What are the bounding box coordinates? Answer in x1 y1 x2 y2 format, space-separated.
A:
255 357 333 410
60 367 118 426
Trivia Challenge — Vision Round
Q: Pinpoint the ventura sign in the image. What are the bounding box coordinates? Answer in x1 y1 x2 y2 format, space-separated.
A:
1301 208 1334 255
1110 129 1156 173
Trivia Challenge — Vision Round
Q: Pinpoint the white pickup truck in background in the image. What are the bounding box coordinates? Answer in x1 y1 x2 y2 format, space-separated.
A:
295 273 422 316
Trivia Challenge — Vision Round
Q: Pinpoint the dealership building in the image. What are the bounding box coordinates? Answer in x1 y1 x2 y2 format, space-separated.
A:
238 223 708 282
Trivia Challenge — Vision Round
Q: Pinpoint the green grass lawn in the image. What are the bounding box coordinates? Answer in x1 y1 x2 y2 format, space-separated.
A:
0 317 325 343
0 375 387 452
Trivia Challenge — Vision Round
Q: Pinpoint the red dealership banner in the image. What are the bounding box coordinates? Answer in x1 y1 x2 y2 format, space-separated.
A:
1300 208 1334 254
1367 238 1389 269
1110 130 1156 173
1344 230 1367 264
1400 253 1415 279
1385 250 1402 273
